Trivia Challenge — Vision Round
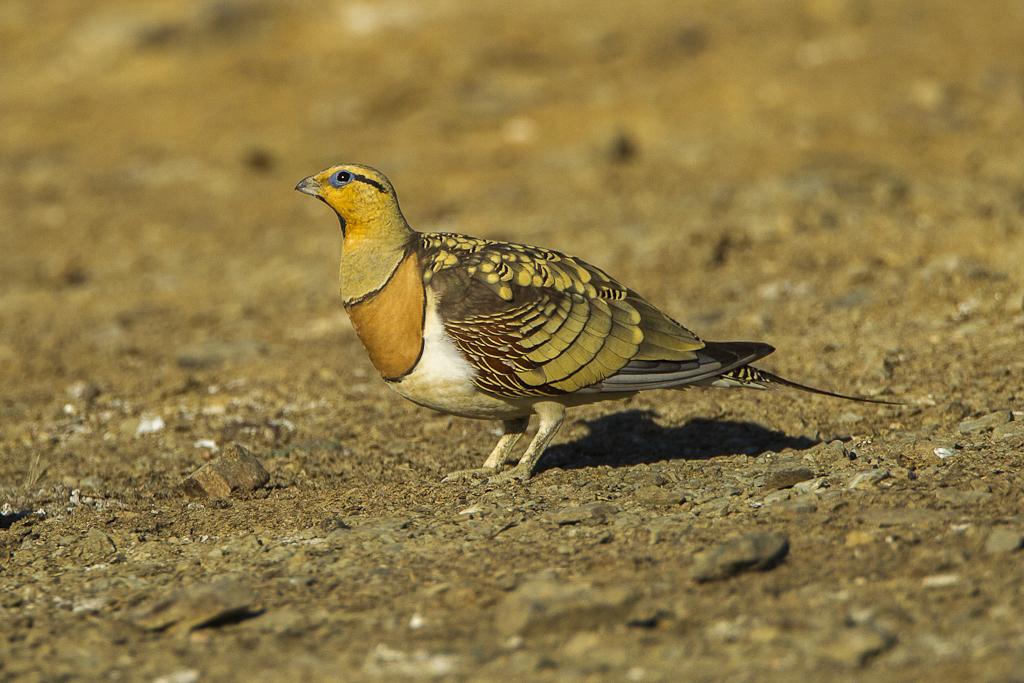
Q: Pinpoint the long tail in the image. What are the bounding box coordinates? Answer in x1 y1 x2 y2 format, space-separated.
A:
710 365 903 406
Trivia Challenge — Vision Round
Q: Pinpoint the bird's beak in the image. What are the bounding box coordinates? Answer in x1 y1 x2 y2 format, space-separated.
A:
294 176 322 197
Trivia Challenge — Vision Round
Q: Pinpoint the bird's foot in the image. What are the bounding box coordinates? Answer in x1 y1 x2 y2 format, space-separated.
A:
487 464 532 484
442 467 496 483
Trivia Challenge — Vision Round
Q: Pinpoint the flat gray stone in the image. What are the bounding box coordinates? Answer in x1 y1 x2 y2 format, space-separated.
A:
691 532 789 582
764 465 816 490
958 411 1012 434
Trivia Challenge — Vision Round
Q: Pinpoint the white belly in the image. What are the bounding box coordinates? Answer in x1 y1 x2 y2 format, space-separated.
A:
387 293 529 420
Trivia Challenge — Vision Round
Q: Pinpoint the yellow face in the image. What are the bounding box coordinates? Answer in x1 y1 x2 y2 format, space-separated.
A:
295 164 398 231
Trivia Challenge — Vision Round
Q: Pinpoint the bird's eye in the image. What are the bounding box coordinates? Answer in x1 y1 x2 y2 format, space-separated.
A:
330 170 353 187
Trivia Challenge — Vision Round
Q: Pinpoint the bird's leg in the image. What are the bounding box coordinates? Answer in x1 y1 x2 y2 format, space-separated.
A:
442 417 530 482
482 417 530 468
489 402 566 483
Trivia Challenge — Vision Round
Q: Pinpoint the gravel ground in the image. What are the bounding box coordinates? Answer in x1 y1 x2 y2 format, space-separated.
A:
2 1 1024 680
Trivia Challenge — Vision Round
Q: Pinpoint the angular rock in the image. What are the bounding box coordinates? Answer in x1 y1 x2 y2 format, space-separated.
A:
691 532 789 582
133 580 261 632
958 411 1012 434
180 444 269 498
764 465 815 490
494 579 637 636
984 528 1023 555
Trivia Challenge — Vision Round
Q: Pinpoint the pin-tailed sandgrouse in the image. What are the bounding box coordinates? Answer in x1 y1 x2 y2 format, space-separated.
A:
295 164 895 483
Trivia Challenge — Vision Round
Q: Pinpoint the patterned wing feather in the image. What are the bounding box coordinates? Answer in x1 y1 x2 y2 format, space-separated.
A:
418 233 714 398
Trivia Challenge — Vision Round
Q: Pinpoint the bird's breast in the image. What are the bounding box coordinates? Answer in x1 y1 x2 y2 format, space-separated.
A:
344 252 425 380
387 290 529 419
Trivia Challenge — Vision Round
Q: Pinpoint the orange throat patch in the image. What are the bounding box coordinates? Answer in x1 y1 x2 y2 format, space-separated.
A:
344 253 426 380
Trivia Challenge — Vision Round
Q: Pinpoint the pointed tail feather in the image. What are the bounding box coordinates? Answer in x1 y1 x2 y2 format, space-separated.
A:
713 365 903 406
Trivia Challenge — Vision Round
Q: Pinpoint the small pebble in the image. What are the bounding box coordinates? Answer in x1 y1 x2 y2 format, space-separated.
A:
607 131 638 162
153 671 200 683
67 381 101 402
921 573 960 588
135 415 166 436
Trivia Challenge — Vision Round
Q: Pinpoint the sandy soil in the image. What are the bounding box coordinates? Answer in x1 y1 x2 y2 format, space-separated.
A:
2 0 1024 680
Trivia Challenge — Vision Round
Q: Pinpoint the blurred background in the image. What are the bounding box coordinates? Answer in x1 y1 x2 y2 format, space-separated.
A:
2 1 1024 679
2 0 1022 408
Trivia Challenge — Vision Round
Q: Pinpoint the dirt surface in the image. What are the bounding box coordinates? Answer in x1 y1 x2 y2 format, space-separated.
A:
3 1 1024 680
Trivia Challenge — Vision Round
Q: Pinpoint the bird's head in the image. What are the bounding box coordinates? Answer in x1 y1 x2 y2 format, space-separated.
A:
295 164 404 237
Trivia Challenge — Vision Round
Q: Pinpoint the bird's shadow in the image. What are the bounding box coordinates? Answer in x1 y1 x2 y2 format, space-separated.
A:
539 409 817 473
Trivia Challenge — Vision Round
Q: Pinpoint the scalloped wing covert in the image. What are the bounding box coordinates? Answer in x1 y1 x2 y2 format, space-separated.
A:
416 233 709 398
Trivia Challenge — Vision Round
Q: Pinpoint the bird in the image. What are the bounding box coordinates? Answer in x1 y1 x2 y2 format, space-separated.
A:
295 164 896 483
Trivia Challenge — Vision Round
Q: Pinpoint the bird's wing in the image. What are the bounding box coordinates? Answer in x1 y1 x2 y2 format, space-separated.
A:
418 233 749 398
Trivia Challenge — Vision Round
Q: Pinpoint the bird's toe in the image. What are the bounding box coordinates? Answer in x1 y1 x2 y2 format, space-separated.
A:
487 466 532 485
442 467 496 483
